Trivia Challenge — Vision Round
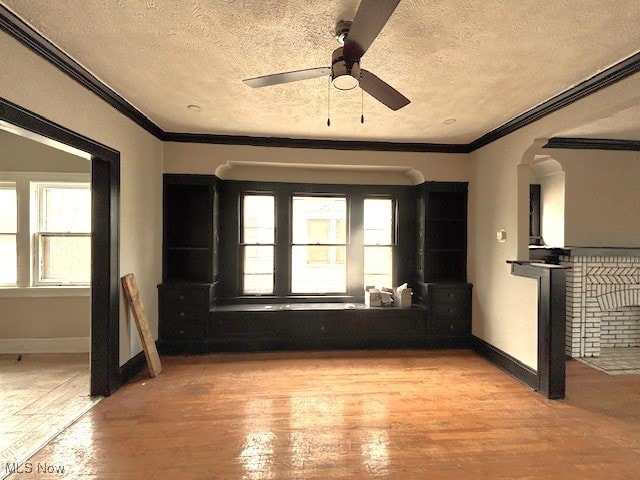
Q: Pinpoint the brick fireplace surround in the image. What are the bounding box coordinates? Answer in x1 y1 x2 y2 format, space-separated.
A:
561 248 640 358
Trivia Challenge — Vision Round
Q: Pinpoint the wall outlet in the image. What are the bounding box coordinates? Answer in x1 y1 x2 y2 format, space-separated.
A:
497 229 507 242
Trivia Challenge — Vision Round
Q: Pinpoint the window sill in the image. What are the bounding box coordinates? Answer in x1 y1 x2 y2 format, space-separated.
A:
0 286 91 298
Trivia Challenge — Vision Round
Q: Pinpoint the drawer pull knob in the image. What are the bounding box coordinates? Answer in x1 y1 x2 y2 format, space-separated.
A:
179 329 184 335
450 325 454 330
180 312 185 317
320 325 325 332
179 295 185 300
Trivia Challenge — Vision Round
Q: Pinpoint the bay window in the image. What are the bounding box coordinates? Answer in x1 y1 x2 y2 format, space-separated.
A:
232 182 404 300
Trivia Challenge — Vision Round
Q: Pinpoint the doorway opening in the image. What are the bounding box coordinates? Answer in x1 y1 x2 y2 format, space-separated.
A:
1 98 120 396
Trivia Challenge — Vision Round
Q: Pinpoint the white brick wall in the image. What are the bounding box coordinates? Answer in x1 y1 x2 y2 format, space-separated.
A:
561 254 640 357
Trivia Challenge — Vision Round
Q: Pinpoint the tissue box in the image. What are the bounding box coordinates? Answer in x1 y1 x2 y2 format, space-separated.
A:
365 289 382 307
394 287 412 308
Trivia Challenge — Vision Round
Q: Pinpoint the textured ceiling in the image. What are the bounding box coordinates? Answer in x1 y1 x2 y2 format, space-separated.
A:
558 104 640 141
3 0 640 143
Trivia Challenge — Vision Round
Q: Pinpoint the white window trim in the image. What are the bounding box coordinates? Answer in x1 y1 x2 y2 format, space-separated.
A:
0 171 91 290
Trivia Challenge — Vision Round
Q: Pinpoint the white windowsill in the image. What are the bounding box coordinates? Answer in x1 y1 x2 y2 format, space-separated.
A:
0 286 91 298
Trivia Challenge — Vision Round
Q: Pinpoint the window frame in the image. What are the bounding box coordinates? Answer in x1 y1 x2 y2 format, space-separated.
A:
0 182 18 286
32 181 91 286
240 192 276 295
0 172 91 292
290 194 350 295
363 195 397 289
224 180 410 303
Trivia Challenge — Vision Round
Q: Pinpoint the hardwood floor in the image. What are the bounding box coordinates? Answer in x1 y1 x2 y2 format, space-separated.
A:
0 353 98 477
6 349 640 479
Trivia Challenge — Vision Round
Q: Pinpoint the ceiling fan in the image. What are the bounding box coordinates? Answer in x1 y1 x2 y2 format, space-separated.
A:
242 0 410 111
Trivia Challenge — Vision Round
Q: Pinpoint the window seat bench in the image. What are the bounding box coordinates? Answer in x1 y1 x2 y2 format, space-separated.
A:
158 284 472 355
206 302 428 352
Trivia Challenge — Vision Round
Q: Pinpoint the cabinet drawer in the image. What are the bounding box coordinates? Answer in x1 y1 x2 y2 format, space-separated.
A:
215 312 279 337
162 306 207 324
429 316 470 336
432 303 468 318
161 287 207 305
162 323 204 339
431 286 469 304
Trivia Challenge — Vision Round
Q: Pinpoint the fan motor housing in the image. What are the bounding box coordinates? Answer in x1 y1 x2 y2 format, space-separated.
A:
331 47 360 91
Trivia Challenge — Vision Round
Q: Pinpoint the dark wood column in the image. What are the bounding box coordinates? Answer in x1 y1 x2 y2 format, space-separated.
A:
509 262 568 399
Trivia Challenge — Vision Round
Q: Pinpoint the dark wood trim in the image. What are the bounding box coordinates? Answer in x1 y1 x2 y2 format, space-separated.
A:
508 262 568 399
468 52 640 151
118 349 147 385
471 335 539 391
544 137 640 151
163 132 469 153
0 4 163 139
529 184 542 245
4 3 638 154
218 179 414 299
1 96 121 397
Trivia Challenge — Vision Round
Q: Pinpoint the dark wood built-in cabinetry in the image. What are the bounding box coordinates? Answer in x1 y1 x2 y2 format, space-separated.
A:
415 182 467 283
159 175 220 351
158 176 471 353
414 182 472 345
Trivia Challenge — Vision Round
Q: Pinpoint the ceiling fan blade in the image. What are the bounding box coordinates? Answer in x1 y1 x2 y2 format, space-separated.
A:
343 0 401 60
243 67 331 88
360 69 410 111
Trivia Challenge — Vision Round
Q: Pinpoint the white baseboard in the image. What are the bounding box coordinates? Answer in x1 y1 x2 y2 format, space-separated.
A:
0 337 90 354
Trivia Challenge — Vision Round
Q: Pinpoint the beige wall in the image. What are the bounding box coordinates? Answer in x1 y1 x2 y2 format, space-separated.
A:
469 71 640 369
549 148 640 247
0 297 90 338
163 142 472 184
0 129 90 173
0 31 163 365
540 171 565 247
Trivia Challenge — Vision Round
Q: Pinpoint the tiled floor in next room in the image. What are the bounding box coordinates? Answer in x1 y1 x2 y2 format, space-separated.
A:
579 347 640 375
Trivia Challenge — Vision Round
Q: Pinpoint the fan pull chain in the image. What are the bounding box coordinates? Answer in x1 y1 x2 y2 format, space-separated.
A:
327 76 331 127
361 86 364 124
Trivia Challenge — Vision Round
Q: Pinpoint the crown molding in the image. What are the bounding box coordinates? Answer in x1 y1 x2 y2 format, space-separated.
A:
468 51 640 152
163 132 470 153
0 4 164 139
2 4 640 153
544 137 640 151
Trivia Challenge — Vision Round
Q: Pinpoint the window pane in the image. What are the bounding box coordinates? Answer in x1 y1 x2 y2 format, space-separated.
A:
41 186 91 232
364 246 392 289
243 195 274 244
40 235 90 283
243 246 274 294
292 197 346 244
0 187 17 233
0 234 17 284
291 246 346 293
364 198 393 245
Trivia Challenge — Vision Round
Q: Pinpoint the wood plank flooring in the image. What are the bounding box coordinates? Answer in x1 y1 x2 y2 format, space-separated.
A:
5 349 640 479
0 353 98 477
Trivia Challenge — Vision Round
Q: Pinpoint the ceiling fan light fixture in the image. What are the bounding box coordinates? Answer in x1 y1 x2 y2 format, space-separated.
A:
331 47 360 91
